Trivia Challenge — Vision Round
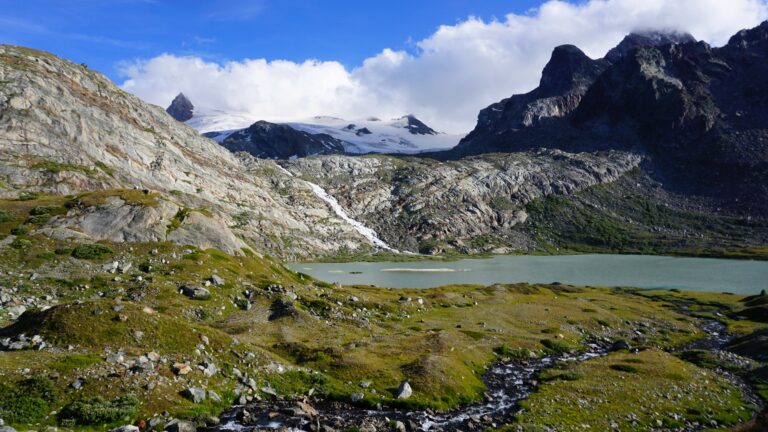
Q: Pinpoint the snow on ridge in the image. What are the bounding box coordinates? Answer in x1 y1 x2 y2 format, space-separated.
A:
187 109 464 154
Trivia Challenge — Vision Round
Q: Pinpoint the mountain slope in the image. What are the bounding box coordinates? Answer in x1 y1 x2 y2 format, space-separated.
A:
0 45 388 258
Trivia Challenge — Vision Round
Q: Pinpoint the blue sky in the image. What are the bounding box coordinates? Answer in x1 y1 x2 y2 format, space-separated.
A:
3 0 766 132
0 0 541 80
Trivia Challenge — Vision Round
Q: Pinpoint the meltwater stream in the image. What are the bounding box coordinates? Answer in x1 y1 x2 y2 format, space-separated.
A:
215 340 613 432
210 315 764 432
276 163 396 252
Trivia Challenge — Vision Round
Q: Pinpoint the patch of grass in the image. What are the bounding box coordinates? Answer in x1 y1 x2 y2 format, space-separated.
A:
71 243 113 259
494 345 533 359
540 338 574 353
32 161 94 175
516 350 752 430
71 189 159 208
609 363 639 373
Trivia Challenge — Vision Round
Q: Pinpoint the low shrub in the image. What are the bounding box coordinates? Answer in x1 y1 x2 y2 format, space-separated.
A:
71 243 113 259
58 395 139 425
0 377 59 423
10 225 29 235
10 238 32 249
0 210 13 223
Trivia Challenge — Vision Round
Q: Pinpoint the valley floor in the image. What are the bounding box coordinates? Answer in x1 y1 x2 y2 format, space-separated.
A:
1 195 767 432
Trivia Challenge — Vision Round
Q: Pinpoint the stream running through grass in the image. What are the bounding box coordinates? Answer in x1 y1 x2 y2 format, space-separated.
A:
213 314 764 432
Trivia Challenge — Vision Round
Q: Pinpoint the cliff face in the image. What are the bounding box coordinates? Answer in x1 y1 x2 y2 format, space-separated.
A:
453 24 768 212
284 151 642 254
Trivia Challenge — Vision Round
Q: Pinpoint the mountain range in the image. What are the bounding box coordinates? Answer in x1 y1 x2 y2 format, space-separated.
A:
2 24 768 260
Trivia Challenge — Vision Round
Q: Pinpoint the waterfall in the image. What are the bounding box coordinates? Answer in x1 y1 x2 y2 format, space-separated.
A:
276 163 397 252
305 181 396 252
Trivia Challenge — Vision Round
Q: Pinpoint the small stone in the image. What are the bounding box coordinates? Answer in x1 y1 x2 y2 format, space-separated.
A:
70 378 85 390
110 426 139 432
350 392 365 402
209 275 225 286
173 363 193 375
181 285 211 300
395 381 412 399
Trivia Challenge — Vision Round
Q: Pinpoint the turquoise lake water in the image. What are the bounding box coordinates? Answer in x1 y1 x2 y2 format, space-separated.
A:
288 254 768 294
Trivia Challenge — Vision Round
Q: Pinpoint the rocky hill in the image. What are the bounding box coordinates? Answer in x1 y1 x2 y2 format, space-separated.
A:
454 24 768 213
0 45 390 259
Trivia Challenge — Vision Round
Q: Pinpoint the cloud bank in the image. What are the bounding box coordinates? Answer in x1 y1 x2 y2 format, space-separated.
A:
121 0 768 133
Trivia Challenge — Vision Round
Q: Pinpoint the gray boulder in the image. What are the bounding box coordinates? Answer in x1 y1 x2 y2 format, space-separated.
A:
164 420 197 432
181 285 211 301
395 381 412 399
181 387 207 403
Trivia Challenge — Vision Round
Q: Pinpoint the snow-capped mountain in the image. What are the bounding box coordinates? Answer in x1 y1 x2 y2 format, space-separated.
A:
175 103 462 155
287 115 461 154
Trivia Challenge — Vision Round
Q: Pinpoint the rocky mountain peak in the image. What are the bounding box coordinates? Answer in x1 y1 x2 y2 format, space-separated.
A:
605 30 696 62
166 92 194 122
539 45 609 95
398 114 438 135
726 20 768 51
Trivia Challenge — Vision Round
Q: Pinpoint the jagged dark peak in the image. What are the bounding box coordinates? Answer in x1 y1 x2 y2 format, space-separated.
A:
166 92 194 122
539 45 609 95
398 114 438 135
605 30 696 62
725 20 768 51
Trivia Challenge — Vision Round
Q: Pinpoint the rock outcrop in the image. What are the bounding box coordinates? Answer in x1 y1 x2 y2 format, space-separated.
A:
285 151 641 253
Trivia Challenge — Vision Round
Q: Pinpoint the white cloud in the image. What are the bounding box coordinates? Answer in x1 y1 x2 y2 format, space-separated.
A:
120 0 768 133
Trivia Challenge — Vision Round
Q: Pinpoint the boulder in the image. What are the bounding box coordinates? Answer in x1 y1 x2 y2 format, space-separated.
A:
164 419 197 432
181 387 207 403
395 381 413 399
181 285 211 301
